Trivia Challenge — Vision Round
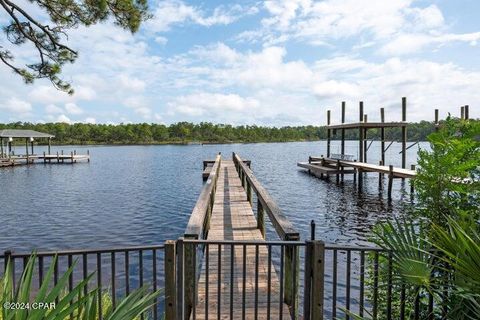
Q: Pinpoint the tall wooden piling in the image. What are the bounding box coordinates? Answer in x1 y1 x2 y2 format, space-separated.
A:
435 109 439 131
341 102 346 182
363 114 368 163
388 165 394 200
380 108 385 166
327 110 331 158
461 106 465 120
358 102 364 187
401 97 407 169
359 102 364 163
410 164 416 195
464 105 469 120
378 160 383 190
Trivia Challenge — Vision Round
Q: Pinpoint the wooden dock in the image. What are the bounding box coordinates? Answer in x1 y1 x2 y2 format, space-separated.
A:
1 152 90 167
169 153 300 320
298 157 416 179
194 159 291 319
298 156 416 200
203 159 251 181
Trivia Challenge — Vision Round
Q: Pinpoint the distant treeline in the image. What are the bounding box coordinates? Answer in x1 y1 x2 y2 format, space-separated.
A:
0 120 474 144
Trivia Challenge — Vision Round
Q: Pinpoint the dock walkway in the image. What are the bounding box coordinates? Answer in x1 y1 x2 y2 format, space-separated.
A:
298 157 416 179
193 160 290 319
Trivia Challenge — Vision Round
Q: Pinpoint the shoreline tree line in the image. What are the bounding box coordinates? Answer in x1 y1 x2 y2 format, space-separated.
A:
0 120 476 145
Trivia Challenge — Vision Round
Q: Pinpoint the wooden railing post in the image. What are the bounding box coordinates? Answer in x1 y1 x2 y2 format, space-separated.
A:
165 240 177 320
303 240 325 320
176 238 184 320
284 235 300 318
257 199 265 238
246 180 252 205
183 237 196 319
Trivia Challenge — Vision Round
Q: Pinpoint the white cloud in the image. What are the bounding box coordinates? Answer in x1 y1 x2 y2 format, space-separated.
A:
171 93 259 117
29 85 96 104
65 103 84 115
124 96 152 119
119 75 146 93
45 104 63 114
380 32 480 55
147 1 258 32
56 114 72 124
241 0 477 56
154 36 168 45
186 44 315 90
84 117 96 124
313 80 360 99
0 97 32 114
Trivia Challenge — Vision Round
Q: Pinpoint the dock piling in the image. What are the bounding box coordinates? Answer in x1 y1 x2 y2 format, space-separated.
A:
378 160 383 190
363 114 368 163
410 164 416 195
341 102 346 182
359 102 364 163
380 107 385 165
401 97 407 169
327 110 331 158
388 165 394 200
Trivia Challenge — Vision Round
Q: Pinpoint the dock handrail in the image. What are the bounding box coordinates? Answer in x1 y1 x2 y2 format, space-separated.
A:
184 153 222 240
233 152 299 241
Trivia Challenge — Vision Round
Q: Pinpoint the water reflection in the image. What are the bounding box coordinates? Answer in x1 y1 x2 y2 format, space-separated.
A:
0 140 427 252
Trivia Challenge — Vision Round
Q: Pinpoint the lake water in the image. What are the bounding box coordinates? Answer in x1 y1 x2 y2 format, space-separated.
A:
0 140 427 252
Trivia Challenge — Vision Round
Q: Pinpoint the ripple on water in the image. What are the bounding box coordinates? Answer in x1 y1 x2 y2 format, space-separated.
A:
0 141 425 252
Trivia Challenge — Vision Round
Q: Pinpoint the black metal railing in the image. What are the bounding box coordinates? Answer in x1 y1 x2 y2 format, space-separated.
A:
0 245 165 320
1 240 451 320
176 239 305 320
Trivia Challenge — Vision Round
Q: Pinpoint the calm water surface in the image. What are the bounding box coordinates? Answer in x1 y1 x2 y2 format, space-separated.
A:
0 141 427 252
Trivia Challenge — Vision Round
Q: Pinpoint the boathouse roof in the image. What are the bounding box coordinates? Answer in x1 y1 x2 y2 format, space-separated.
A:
0 129 55 139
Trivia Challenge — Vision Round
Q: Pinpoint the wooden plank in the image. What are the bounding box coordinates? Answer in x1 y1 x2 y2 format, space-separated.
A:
327 121 408 129
193 160 291 319
297 162 355 176
185 153 221 238
202 165 213 180
234 153 299 241
309 157 416 179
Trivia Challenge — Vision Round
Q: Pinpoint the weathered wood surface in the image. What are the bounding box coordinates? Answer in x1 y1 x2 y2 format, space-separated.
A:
297 162 355 176
234 153 299 242
327 121 408 129
202 165 213 180
0 154 90 167
185 154 221 239
308 157 416 179
193 160 291 319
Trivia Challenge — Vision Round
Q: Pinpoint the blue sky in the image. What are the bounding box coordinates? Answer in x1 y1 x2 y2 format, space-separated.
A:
0 0 479 125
